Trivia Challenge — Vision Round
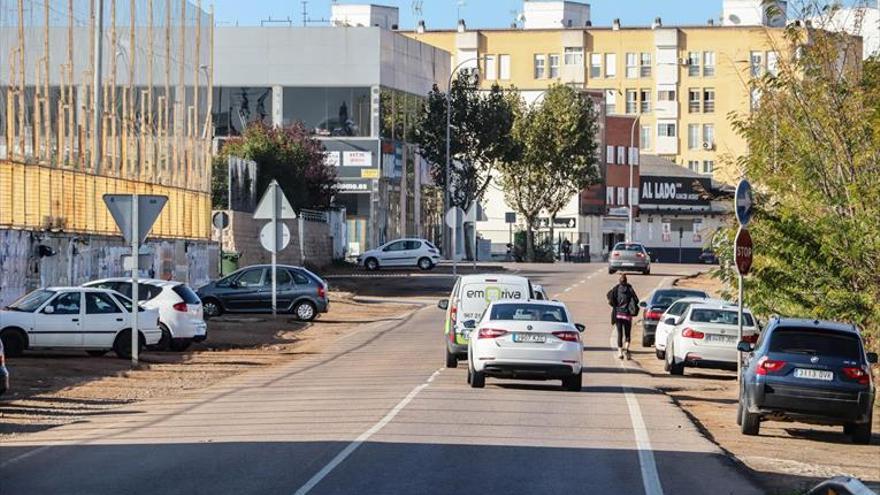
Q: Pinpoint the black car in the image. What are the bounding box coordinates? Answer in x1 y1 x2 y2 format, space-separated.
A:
638 288 709 346
738 318 877 444
197 265 329 321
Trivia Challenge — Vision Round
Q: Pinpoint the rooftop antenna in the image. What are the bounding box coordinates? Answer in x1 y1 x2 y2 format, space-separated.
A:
298 0 331 26
456 0 466 21
412 0 424 21
510 9 524 28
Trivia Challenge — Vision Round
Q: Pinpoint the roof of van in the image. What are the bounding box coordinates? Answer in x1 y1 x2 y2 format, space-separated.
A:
458 274 530 284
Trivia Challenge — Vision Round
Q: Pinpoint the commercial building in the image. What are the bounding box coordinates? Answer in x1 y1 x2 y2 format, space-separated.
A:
212 4 450 255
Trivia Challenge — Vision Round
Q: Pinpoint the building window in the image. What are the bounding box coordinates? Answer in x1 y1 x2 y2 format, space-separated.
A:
640 52 652 77
484 55 497 80
549 54 560 78
703 88 715 113
702 124 715 148
606 186 615 205
534 54 546 79
639 89 651 113
767 51 779 77
617 146 626 164
750 87 762 111
688 51 701 77
617 187 626 206
688 160 700 172
750 51 764 77
605 53 617 78
629 147 640 165
606 145 615 164
499 54 511 80
640 125 651 150
625 89 638 114
590 53 602 78
605 90 616 114
658 89 676 101
702 160 714 174
688 89 701 113
625 53 638 79
564 47 584 66
688 124 700 150
658 122 676 137
703 51 716 77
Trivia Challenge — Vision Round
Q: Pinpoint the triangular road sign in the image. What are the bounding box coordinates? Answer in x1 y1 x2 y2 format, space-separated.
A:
254 180 296 220
103 194 168 244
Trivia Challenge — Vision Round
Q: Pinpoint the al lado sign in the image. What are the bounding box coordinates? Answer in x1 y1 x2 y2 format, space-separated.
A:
640 176 711 206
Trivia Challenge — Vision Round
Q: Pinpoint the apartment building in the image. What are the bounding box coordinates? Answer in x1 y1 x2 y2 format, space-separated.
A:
405 0 792 184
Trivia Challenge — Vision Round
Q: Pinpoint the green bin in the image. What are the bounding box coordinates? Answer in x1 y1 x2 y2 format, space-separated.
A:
220 251 241 276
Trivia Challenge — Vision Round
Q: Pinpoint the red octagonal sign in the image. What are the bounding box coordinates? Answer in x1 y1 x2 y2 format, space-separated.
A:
735 228 753 275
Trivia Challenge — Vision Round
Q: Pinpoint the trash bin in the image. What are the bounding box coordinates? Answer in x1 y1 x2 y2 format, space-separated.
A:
220 252 241 276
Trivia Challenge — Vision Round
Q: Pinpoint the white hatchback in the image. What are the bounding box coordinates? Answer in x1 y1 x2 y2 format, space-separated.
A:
0 287 161 359
654 297 716 358
467 300 585 391
357 238 441 271
664 302 759 375
84 278 206 351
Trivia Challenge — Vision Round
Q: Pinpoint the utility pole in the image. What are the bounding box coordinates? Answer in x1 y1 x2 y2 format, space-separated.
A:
92 0 104 172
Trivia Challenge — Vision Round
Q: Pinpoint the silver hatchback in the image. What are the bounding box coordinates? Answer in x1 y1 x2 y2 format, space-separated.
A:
608 242 651 275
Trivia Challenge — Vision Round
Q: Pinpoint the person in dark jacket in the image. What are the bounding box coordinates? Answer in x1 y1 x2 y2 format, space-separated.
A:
607 274 639 360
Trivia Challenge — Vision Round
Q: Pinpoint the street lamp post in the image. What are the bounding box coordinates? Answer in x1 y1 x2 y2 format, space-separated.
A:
627 112 642 242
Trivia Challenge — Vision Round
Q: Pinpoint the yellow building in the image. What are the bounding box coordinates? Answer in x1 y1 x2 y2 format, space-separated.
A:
404 1 794 184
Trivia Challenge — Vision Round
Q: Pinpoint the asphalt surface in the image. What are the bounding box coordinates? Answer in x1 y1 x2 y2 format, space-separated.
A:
0 263 762 494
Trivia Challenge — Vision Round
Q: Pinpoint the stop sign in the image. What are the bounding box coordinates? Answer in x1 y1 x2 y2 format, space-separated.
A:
734 228 753 275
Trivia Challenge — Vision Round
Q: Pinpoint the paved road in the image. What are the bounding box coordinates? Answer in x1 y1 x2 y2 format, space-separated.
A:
0 263 761 494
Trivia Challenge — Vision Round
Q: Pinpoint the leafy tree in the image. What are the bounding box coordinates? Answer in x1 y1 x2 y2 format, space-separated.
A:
212 122 336 212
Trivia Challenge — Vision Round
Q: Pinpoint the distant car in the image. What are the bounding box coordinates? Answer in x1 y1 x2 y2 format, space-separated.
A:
357 238 441 271
608 242 651 275
653 296 716 359
197 265 328 321
738 318 877 444
83 278 206 352
0 287 161 359
466 300 585 391
698 250 719 264
438 274 534 368
639 289 710 347
664 301 759 375
0 339 8 397
532 284 550 301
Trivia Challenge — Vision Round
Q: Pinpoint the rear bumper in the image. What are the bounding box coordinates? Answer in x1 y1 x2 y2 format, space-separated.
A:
609 260 649 271
747 382 873 423
642 321 658 336
683 358 737 371
447 341 468 357
482 362 580 380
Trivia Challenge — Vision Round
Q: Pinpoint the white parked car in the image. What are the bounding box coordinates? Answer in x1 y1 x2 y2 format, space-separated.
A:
357 238 441 271
466 300 585 391
83 278 206 351
0 287 161 359
664 301 759 376
653 296 715 359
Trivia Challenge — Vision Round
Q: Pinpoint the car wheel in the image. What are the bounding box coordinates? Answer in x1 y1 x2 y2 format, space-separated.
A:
445 347 458 368
850 417 872 445
470 369 485 388
740 396 761 436
169 338 192 352
642 334 653 347
150 324 173 352
666 344 684 375
608 268 616 274
202 298 223 318
365 258 379 271
563 373 583 392
644 268 651 275
655 348 665 360
736 400 743 426
113 329 145 360
86 350 108 357
0 329 27 357
294 301 317 322
418 257 433 271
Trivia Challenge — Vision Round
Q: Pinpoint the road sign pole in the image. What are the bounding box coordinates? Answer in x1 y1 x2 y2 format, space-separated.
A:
271 183 278 318
131 194 139 367
737 272 744 383
452 208 457 276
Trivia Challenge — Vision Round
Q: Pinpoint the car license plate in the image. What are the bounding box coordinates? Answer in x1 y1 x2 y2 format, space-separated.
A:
513 333 546 344
705 334 736 345
622 262 635 267
794 368 833 381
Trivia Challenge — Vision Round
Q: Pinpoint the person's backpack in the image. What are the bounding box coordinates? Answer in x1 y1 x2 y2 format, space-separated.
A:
626 288 640 316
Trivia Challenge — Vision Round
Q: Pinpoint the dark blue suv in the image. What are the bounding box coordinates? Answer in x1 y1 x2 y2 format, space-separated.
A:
737 318 877 444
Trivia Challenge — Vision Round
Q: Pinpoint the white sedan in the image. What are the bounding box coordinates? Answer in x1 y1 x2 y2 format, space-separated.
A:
467 300 585 391
0 287 161 359
665 302 759 375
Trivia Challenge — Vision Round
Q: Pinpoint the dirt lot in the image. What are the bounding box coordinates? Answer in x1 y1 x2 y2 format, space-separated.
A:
0 292 413 439
631 272 880 493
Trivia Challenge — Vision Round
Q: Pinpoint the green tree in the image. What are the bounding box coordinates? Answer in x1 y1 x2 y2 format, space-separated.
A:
212 122 336 212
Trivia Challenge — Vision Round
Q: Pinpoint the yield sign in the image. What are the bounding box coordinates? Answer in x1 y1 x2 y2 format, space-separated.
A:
103 194 168 244
254 180 296 220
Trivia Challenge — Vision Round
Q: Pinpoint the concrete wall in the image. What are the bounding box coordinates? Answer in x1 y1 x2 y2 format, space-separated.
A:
216 211 333 271
0 229 218 307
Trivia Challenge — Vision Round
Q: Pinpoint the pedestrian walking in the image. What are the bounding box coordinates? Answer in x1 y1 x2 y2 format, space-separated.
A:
561 239 572 262
607 274 640 360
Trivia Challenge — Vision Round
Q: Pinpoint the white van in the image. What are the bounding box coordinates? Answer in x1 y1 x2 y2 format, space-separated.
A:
437 274 534 368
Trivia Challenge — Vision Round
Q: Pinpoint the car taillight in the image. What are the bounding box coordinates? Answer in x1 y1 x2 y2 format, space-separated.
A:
681 327 705 339
645 310 663 320
317 285 326 299
636 252 645 258
478 328 508 339
449 306 458 342
755 356 786 375
172 302 188 312
742 334 758 344
842 366 870 385
552 331 580 342
612 252 620 258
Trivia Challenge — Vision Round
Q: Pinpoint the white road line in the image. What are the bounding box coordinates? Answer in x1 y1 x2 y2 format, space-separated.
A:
293 368 442 495
564 287 572 292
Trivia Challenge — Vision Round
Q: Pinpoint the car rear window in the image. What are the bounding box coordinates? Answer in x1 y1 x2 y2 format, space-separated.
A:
459 283 528 322
425 241 438 250
613 243 645 252
653 290 708 307
172 285 202 304
690 309 755 326
489 303 568 323
768 328 861 360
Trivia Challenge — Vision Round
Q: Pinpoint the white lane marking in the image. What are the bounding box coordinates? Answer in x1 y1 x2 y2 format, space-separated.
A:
564 287 572 292
293 368 442 495
0 445 52 468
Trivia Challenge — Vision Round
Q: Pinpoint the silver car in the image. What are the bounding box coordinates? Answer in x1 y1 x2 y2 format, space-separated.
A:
608 242 651 275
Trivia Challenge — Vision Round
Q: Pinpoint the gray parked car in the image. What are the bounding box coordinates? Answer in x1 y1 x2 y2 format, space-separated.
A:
608 242 651 275
738 317 877 444
197 265 329 321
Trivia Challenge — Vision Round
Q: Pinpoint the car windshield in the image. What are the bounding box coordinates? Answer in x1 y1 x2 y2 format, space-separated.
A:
489 303 568 323
613 243 644 252
6 289 56 312
690 309 755 326
653 290 708 307
768 328 861 360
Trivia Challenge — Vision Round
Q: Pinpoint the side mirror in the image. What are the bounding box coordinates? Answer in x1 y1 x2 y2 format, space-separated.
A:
664 317 677 326
575 323 586 333
737 341 754 353
463 320 477 329
437 299 449 310
43 305 55 314
867 352 878 364
639 301 647 308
